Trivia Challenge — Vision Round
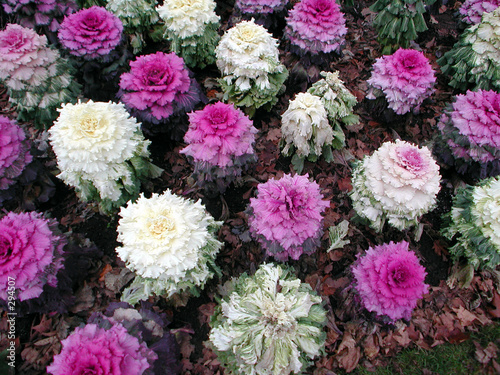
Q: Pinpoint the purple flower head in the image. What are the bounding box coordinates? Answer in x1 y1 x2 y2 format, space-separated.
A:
236 0 288 14
58 6 123 60
118 51 201 123
459 0 500 24
0 116 32 190
248 173 329 261
181 102 258 168
0 212 66 302
366 48 436 115
352 241 429 322
1 0 78 31
47 322 156 375
437 90 500 177
284 0 347 55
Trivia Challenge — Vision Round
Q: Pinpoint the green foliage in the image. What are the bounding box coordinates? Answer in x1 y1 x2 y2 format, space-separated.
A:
370 0 433 54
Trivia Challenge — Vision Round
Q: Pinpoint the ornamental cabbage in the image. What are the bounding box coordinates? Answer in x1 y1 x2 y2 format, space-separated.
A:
180 102 258 192
370 0 434 54
209 263 327 375
157 0 220 68
280 92 335 173
349 140 441 233
284 0 347 55
48 100 162 215
435 89 500 179
248 173 329 261
0 211 66 302
47 322 156 375
0 24 80 127
459 0 500 24
438 7 500 91
235 0 288 15
116 190 223 304
442 176 500 270
0 116 32 192
58 6 124 60
118 51 201 125
352 241 429 322
215 19 288 116
1 0 78 32
366 48 436 115
106 0 160 53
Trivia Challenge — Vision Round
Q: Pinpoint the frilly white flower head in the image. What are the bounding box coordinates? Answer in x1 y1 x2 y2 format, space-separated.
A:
216 19 285 91
156 0 219 39
116 190 223 303
209 263 327 375
350 140 441 232
443 176 500 270
281 92 333 158
49 100 160 212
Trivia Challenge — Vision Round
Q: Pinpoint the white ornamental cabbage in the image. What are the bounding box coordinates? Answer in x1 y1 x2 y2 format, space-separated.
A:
209 263 327 375
216 19 285 92
49 100 161 213
442 176 500 270
350 140 441 232
156 0 219 39
281 92 333 159
117 190 223 304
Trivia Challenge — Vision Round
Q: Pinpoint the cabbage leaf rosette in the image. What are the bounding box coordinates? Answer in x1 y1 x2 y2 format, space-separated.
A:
442 176 500 272
49 100 162 215
215 19 288 117
209 263 327 375
349 140 441 233
116 190 223 304
157 0 220 68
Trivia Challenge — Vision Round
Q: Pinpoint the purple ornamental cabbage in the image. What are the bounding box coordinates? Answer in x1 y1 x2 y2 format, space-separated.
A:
0 211 66 302
1 0 78 32
459 0 500 24
248 173 329 261
284 0 347 55
235 0 288 15
436 89 500 178
118 51 201 124
366 48 436 115
0 116 32 192
352 241 429 322
58 6 123 60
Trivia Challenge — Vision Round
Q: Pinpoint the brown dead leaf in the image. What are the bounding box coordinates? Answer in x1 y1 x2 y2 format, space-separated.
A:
266 128 281 142
198 303 216 326
453 306 479 327
337 177 352 192
393 327 411 347
69 282 95 314
98 263 113 282
474 341 499 364
363 334 380 359
488 291 500 318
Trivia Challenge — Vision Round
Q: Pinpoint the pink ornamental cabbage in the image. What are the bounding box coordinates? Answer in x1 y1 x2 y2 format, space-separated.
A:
58 6 123 60
0 116 32 190
459 0 500 24
47 323 155 375
248 173 329 261
235 0 288 14
352 241 429 322
1 0 78 32
285 0 347 55
181 102 257 168
118 51 200 123
0 212 66 302
437 90 500 177
366 48 436 115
